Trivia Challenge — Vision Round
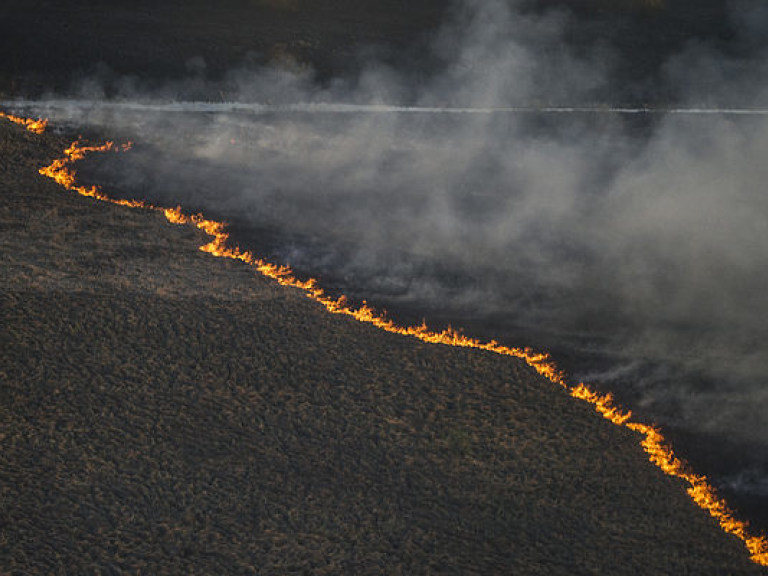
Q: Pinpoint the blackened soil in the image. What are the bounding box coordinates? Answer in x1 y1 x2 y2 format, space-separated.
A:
0 0 747 104
1 116 765 573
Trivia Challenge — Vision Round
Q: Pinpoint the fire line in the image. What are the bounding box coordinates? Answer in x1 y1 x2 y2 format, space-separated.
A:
0 111 47 134
5 113 767 566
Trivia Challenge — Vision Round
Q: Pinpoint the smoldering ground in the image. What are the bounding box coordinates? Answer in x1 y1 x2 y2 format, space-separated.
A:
10 0 768 525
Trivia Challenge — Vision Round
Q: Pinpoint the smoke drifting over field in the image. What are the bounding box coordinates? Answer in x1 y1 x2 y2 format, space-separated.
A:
11 0 768 515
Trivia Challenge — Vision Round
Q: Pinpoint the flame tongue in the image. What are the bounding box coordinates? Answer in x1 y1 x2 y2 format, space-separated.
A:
7 110 766 567
37 140 140 207
0 111 48 134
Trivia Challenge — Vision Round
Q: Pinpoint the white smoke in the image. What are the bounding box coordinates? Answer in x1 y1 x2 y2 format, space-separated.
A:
6 0 768 501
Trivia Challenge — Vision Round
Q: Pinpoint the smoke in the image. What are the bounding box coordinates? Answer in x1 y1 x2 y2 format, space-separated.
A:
9 0 768 504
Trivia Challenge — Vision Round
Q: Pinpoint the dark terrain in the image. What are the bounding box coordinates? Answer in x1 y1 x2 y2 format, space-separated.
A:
1 111 765 574
0 0 744 103
2 0 768 572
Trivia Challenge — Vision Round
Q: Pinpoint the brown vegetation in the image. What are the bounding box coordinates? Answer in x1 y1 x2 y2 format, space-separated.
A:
1 0 766 571
1 119 765 573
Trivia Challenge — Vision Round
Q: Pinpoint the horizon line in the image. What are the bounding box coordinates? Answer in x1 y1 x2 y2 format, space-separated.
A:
5 99 768 116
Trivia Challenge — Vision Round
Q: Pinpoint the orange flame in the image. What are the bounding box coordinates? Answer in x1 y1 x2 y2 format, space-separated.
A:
29 130 768 566
0 111 48 134
37 140 141 208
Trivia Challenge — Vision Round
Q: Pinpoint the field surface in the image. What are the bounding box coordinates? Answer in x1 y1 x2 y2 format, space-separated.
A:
1 118 764 574
2 0 767 573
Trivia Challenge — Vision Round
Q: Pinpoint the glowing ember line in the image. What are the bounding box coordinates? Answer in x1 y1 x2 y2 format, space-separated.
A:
6 111 766 566
37 140 140 208
0 111 48 133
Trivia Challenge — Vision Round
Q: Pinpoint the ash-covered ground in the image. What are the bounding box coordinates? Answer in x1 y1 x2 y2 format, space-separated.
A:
61 104 768 538
3 0 768 569
4 114 765 574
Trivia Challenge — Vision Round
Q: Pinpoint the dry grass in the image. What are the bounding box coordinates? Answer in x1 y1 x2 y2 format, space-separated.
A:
1 120 765 573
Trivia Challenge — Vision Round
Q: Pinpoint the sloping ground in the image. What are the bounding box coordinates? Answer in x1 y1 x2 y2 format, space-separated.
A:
1 120 764 574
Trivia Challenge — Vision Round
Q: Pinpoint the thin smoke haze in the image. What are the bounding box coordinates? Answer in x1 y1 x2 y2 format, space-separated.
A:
11 99 768 114
10 0 768 518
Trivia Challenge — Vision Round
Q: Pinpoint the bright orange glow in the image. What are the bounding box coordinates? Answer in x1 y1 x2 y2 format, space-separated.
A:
25 124 768 566
0 111 48 134
37 140 141 208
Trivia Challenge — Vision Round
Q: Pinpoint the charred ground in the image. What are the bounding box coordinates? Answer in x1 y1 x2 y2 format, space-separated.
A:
1 119 765 574
0 0 743 103
2 1 767 573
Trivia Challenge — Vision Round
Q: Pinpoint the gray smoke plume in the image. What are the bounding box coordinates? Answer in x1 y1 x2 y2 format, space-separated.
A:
8 0 768 511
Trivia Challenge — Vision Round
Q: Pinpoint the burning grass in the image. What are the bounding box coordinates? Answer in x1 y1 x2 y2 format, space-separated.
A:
1 115 767 573
0 111 47 134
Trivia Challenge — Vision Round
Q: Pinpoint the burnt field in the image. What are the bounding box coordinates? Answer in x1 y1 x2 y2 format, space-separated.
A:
0 0 741 104
3 0 768 572
1 113 765 574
